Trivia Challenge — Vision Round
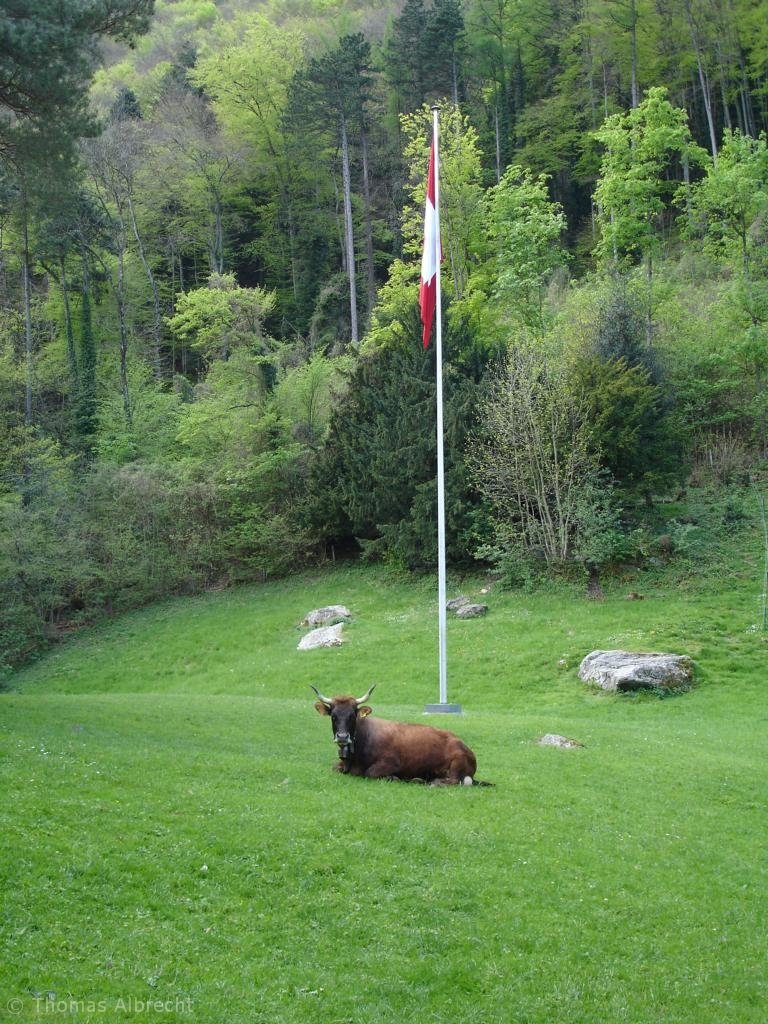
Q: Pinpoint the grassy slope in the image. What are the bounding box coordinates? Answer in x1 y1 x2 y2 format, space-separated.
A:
2 554 767 1023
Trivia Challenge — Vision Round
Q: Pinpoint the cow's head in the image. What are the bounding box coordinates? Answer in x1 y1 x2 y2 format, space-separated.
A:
311 684 375 758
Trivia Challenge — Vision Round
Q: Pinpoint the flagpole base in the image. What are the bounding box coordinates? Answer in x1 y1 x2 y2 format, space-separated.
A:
424 703 462 714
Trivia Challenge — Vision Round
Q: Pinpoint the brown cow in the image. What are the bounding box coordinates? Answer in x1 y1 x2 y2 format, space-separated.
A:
311 684 478 785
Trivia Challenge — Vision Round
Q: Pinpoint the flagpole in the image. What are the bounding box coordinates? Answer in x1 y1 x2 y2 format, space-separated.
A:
425 105 461 716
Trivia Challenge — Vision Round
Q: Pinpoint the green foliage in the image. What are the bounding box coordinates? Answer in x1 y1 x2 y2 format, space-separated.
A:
0 0 154 158
166 273 277 362
95 359 182 465
273 353 347 446
593 87 708 268
687 130 768 272
486 164 568 329
384 0 466 112
6 0 768 670
215 455 316 581
174 349 270 460
469 347 600 565
571 474 644 568
311 329 481 569
573 354 685 496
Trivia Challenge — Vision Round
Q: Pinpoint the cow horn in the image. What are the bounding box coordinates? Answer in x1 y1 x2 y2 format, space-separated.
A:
356 684 376 706
309 684 333 708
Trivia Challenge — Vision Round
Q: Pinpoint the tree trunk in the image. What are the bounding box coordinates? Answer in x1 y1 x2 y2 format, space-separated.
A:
629 0 639 108
59 256 78 393
115 228 133 428
360 125 376 321
126 192 163 378
77 250 97 443
213 195 224 275
285 196 298 301
586 564 604 600
177 255 187 375
340 114 359 346
21 204 33 427
686 0 719 161
494 101 502 183
715 40 733 130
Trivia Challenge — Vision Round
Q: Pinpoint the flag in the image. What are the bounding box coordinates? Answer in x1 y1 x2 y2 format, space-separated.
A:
419 141 439 349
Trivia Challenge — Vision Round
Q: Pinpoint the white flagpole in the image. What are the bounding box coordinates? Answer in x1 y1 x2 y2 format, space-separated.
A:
426 104 460 715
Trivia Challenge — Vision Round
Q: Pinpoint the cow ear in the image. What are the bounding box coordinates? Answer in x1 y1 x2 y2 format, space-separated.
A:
357 705 372 717
314 701 330 716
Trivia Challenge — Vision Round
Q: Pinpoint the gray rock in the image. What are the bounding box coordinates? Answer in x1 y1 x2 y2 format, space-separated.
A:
446 596 470 612
297 623 345 650
538 733 584 749
301 605 352 627
455 603 488 618
579 650 693 692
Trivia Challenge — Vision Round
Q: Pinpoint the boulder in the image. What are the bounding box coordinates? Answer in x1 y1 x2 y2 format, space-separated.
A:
455 603 489 619
297 624 345 650
446 596 470 612
538 733 584 749
579 650 693 692
301 605 351 627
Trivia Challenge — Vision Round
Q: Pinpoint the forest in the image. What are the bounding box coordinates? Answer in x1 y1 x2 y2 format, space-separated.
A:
1 0 767 670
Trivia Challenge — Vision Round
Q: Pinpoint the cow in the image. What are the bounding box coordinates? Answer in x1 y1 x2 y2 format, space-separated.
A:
310 684 479 785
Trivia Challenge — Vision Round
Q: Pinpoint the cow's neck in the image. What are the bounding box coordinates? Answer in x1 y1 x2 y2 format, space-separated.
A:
346 715 374 764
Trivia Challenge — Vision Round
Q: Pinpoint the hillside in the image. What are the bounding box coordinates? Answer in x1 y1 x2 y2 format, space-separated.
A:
1 0 768 671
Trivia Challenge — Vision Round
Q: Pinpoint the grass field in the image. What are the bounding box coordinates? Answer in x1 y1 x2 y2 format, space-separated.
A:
2 556 767 1023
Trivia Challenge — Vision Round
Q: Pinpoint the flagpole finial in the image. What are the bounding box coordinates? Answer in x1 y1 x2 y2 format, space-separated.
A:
431 104 440 112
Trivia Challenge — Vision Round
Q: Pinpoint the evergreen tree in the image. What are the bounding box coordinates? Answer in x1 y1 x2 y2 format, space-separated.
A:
0 0 154 158
287 34 375 346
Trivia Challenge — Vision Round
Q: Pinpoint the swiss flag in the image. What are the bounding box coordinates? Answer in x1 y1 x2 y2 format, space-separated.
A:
419 142 439 349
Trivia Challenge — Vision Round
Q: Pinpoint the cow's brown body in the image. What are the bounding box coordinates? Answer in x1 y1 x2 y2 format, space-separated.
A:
312 686 477 785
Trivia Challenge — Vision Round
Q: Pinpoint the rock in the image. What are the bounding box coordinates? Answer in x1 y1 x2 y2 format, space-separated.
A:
301 605 351 627
446 596 470 612
538 733 584 749
297 624 345 650
455 603 488 618
579 650 693 692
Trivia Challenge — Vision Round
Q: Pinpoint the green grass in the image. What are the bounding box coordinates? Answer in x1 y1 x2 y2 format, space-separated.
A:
2 559 768 1023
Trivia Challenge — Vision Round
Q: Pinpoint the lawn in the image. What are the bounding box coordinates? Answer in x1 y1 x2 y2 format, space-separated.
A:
2 559 767 1023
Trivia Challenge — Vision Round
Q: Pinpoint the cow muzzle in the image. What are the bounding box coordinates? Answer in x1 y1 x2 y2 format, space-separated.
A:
334 733 353 758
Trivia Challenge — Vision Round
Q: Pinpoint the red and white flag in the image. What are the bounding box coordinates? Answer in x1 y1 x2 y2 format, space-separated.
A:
419 141 439 349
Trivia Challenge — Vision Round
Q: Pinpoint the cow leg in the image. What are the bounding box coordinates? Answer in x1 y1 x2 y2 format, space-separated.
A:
364 758 401 780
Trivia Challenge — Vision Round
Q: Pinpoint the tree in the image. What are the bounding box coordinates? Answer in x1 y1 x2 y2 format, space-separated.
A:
568 285 685 500
385 0 467 113
688 130 768 273
466 0 521 179
191 14 305 311
594 87 708 273
0 0 154 158
288 34 375 346
486 165 567 330
469 346 599 566
166 273 277 365
311 326 481 568
152 84 243 277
